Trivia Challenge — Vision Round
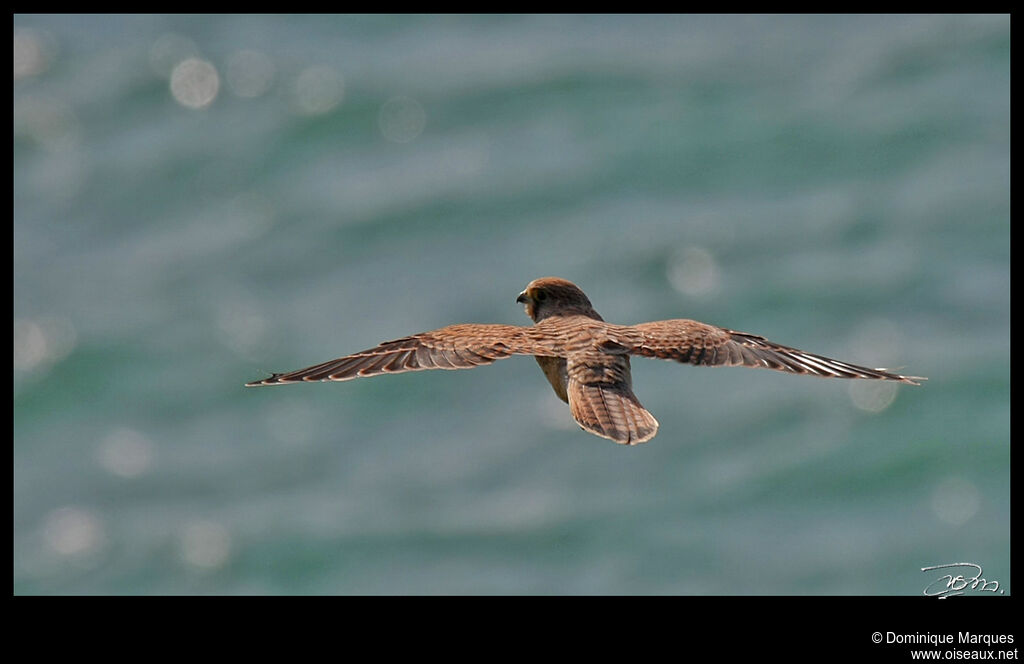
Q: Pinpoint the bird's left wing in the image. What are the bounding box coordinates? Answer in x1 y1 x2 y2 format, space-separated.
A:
607 319 924 385
247 324 556 386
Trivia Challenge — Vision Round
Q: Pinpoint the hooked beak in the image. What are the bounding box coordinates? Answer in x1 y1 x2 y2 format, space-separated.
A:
516 290 529 304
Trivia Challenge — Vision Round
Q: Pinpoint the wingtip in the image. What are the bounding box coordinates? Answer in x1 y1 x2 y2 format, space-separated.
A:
874 368 927 386
245 373 286 387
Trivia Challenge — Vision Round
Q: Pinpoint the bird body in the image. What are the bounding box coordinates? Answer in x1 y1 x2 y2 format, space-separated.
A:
248 277 923 445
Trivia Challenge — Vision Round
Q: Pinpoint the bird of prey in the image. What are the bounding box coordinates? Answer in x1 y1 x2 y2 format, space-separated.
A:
247 277 924 445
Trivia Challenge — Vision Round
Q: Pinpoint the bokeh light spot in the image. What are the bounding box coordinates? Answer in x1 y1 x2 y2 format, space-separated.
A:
14 28 57 79
179 520 232 570
96 427 156 478
293 65 343 115
14 317 77 374
170 57 220 109
43 506 106 558
848 379 899 413
667 245 719 297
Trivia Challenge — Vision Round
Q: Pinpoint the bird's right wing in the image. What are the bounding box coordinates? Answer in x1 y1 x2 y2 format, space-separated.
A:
246 324 556 386
612 319 924 385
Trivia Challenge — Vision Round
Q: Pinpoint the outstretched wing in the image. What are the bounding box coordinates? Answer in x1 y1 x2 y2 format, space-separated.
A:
617 319 924 385
247 323 554 386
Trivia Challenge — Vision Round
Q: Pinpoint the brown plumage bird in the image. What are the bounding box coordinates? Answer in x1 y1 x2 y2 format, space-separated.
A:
247 277 924 445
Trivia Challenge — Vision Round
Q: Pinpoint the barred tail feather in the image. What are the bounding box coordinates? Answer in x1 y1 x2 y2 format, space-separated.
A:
567 379 659 446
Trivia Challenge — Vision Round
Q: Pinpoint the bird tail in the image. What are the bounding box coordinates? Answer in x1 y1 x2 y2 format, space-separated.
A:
567 379 659 446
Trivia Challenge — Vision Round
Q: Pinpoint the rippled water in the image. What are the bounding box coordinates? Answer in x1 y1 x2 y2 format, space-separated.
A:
14 14 1009 595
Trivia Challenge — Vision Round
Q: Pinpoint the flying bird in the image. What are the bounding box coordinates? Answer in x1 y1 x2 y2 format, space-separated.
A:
247 277 924 445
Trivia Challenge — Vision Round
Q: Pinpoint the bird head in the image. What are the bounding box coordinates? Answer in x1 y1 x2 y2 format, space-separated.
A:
516 277 601 322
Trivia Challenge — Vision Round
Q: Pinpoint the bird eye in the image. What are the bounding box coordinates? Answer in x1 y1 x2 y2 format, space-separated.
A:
534 290 547 302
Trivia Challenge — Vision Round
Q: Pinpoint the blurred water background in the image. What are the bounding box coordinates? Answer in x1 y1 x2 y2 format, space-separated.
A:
14 14 1009 595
